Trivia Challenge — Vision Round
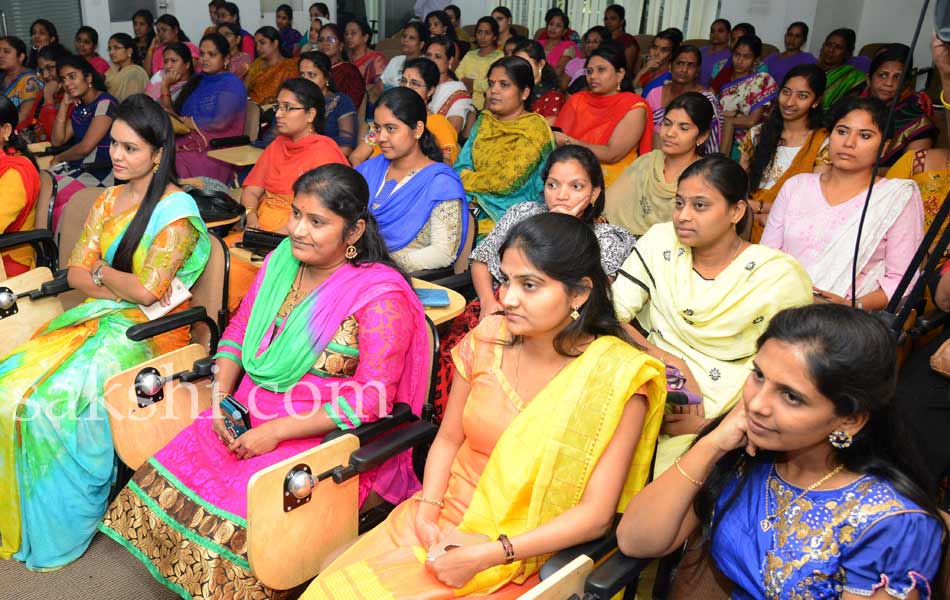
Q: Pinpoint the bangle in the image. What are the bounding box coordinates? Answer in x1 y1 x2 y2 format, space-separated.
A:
161 92 171 98
498 534 515 564
91 262 106 287
673 456 704 487
413 494 444 508
941 90 950 110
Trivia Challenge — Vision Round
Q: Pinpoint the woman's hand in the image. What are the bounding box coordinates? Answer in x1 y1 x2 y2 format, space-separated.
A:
425 543 492 589
163 69 182 88
479 297 504 322
244 210 260 230
702 401 756 457
228 421 282 459
812 287 848 305
553 131 571 146
414 503 442 549
661 413 708 436
43 79 61 103
933 32 950 83
211 399 236 447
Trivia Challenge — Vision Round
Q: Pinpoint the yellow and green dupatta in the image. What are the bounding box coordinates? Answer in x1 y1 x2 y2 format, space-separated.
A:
452 335 666 595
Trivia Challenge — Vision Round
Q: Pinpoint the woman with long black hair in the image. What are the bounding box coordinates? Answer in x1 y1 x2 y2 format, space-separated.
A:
0 93 210 570
619 303 947 599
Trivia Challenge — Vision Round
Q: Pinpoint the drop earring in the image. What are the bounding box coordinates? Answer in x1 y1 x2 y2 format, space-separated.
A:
570 306 580 320
344 245 358 259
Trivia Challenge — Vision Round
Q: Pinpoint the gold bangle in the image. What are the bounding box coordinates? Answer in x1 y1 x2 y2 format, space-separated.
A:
413 494 444 508
942 90 950 111
673 456 704 487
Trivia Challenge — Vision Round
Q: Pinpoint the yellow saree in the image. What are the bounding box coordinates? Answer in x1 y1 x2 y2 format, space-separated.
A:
611 222 813 474
303 316 666 599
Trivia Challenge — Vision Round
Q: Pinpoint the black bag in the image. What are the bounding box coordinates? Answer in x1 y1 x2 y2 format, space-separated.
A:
185 187 244 236
240 228 286 256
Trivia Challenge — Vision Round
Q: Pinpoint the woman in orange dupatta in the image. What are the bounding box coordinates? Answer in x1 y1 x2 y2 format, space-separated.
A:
302 213 666 600
247 26 300 104
0 95 41 277
553 45 651 187
739 65 831 242
226 78 347 311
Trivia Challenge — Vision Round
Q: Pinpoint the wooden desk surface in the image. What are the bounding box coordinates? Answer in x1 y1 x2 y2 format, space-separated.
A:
36 155 53 170
227 246 465 325
208 145 263 167
28 142 51 154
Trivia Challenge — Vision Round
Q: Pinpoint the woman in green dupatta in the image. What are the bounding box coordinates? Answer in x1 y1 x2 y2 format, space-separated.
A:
0 94 209 570
303 213 665 599
818 29 866 109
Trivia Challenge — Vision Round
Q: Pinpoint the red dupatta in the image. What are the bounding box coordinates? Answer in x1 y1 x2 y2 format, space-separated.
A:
554 90 653 157
1 153 41 233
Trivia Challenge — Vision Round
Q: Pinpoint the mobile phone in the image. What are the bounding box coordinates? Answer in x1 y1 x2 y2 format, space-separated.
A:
220 394 252 438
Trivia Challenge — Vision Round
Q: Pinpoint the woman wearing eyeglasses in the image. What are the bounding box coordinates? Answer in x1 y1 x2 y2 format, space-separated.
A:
227 77 348 310
349 57 458 166
318 22 365 109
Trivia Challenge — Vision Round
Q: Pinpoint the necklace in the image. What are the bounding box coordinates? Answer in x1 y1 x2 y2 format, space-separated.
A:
279 265 307 316
760 463 845 532
509 344 571 410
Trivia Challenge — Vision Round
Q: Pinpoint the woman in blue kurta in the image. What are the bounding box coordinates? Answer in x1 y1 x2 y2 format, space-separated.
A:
356 87 467 273
618 304 947 599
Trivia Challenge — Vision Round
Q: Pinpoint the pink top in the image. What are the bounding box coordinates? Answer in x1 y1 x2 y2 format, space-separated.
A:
151 42 200 75
88 55 110 75
760 173 924 299
545 39 578 68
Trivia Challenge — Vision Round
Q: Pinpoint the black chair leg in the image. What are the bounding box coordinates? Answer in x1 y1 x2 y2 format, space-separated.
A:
652 548 682 600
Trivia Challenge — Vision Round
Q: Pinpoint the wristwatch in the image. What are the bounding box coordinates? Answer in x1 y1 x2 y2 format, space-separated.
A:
91 262 105 287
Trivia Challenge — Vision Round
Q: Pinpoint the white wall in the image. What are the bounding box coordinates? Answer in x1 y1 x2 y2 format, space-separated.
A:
858 0 931 70
78 0 337 51
720 0 819 52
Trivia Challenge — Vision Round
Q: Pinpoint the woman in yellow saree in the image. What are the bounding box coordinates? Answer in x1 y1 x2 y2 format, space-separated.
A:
303 212 666 599
611 155 813 476
0 95 209 570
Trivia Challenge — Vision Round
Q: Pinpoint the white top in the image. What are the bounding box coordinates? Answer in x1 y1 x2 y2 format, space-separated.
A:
380 55 407 90
429 80 474 122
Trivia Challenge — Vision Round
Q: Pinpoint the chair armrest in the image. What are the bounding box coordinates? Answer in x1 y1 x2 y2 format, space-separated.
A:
909 309 950 337
539 519 620 580
209 135 251 148
584 550 653 600
323 402 415 445
126 306 220 352
430 271 473 293
81 160 113 173
332 420 438 483
411 267 455 282
0 230 59 271
27 269 72 300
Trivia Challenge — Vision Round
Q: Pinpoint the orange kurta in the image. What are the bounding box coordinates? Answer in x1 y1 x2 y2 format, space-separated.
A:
303 316 665 599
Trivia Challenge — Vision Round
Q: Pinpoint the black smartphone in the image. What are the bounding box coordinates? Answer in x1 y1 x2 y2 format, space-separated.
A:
220 395 252 438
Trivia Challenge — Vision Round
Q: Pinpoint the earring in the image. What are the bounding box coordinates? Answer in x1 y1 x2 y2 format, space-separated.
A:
828 430 853 449
570 306 580 320
344 245 358 259
152 162 159 174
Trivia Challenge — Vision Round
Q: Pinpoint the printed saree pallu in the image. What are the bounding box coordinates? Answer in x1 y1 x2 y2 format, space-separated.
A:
0 186 209 570
302 316 667 599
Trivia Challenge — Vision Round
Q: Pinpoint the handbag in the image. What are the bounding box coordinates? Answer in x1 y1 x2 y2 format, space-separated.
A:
184 187 244 236
930 337 950 377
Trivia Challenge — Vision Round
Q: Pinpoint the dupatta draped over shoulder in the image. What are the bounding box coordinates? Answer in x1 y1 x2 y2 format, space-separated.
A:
604 149 677 235
455 111 555 231
0 153 41 274
554 91 653 187
612 222 813 473
0 187 208 569
358 156 468 256
303 315 667 599
822 65 867 109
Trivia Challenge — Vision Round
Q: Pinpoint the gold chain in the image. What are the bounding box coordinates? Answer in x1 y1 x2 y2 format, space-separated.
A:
760 463 845 532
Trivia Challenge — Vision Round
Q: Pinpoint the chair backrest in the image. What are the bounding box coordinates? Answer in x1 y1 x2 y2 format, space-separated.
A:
56 185 107 311
35 170 56 231
245 101 262 142
453 209 475 275
56 186 103 269
683 38 710 48
859 42 887 59
761 43 779 59
376 34 403 60
462 24 476 38
511 24 529 38
635 34 655 54
189 234 229 350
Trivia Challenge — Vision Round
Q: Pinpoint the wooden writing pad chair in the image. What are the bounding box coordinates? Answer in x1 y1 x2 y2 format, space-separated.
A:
105 307 441 591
